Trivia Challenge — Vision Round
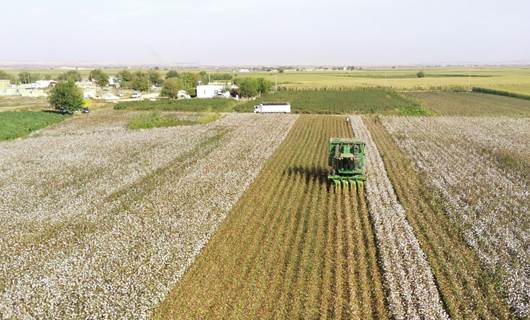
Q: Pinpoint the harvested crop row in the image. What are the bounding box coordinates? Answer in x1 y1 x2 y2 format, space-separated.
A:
364 117 511 319
0 113 296 318
348 116 448 320
383 116 530 318
155 115 388 319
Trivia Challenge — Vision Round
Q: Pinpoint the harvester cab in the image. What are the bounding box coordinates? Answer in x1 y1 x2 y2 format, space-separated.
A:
328 138 366 190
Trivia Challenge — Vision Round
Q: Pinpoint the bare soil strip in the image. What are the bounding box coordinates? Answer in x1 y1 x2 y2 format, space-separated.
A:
154 115 389 319
349 115 449 320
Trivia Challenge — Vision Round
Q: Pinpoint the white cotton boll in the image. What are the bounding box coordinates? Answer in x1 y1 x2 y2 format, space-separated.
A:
348 116 449 320
382 116 530 318
0 113 298 318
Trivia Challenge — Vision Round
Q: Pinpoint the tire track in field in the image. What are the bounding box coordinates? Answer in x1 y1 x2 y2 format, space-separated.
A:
154 115 389 319
349 115 449 320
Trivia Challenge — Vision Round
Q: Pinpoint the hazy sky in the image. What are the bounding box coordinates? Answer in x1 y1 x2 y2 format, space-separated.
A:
1 0 529 66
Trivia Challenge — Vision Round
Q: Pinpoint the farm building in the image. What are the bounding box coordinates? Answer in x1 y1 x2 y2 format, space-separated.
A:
76 81 97 99
17 83 48 97
34 80 56 89
108 76 120 88
0 80 18 96
196 84 230 99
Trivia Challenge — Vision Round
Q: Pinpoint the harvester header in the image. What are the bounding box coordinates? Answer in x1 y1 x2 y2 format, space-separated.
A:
328 137 366 190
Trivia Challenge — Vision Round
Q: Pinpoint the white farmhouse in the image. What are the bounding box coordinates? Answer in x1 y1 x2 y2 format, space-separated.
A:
0 80 18 96
108 76 120 88
34 80 57 89
196 84 228 99
76 81 97 99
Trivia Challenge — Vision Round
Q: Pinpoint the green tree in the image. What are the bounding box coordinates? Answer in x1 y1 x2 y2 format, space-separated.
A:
235 78 259 97
89 69 109 87
257 78 272 95
210 73 233 81
17 71 34 84
417 71 425 78
148 70 163 87
180 72 199 91
0 70 15 84
160 79 183 99
166 70 179 79
0 70 10 80
132 71 149 91
117 70 133 88
48 81 83 113
198 71 209 84
58 70 82 82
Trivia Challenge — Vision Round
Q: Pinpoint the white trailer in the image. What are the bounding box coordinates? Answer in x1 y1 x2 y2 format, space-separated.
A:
253 102 291 113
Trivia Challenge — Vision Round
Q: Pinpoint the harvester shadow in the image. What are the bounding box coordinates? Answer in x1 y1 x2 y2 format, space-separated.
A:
285 166 329 185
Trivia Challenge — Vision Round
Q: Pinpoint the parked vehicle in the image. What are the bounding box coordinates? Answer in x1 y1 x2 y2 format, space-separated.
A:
253 102 291 113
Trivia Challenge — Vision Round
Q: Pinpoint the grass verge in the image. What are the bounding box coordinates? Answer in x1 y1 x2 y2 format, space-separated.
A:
364 116 511 319
154 115 389 319
127 112 221 129
115 98 236 112
0 111 66 140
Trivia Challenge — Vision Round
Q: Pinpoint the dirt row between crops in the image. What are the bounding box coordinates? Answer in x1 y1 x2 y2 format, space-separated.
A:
349 116 448 320
155 115 389 319
0 113 297 318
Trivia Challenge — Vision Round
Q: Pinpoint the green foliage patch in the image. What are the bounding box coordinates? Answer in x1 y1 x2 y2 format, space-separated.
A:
0 111 66 140
234 88 427 115
127 112 221 129
472 87 530 101
115 98 236 112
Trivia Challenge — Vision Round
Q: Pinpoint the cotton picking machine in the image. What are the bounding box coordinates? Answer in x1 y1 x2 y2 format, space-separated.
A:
328 138 367 190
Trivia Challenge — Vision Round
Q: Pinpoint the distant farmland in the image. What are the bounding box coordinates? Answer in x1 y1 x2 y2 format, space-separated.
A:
405 91 530 116
235 88 426 115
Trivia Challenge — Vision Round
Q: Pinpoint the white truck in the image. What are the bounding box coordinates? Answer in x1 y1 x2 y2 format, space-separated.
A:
253 102 291 113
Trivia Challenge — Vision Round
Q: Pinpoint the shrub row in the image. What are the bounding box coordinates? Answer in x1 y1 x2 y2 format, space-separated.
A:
114 98 236 112
472 87 530 101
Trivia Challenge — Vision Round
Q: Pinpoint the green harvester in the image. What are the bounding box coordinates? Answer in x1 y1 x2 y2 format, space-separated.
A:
328 138 367 190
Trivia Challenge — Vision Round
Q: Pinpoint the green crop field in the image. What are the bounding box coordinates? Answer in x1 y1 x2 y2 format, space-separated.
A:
114 98 237 112
127 112 221 129
235 88 427 115
405 91 530 116
0 96 49 111
0 111 66 140
241 67 530 94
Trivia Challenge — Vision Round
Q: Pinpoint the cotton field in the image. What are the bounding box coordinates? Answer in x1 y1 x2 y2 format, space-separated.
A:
349 116 448 320
0 112 297 318
383 116 530 318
